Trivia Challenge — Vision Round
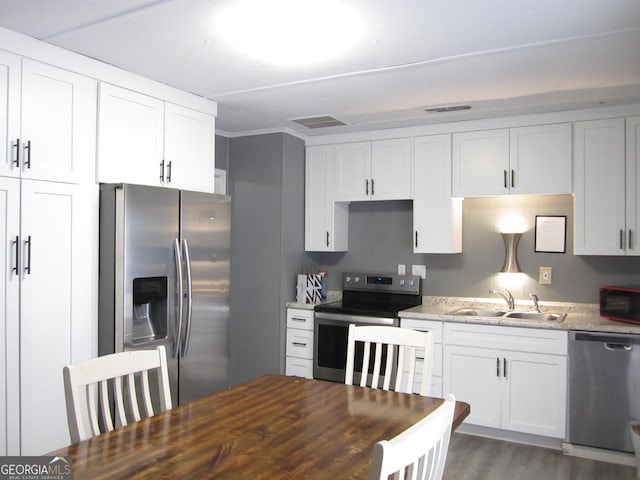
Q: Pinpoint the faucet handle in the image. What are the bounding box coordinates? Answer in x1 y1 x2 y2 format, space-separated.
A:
530 293 540 312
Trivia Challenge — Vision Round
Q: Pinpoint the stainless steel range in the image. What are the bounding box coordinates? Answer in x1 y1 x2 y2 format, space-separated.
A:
313 272 422 383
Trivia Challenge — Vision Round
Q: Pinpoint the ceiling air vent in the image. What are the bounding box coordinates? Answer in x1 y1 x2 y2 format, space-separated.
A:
424 105 472 113
291 115 347 129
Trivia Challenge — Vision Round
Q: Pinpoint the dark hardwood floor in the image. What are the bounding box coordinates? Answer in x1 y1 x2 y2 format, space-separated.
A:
444 433 637 480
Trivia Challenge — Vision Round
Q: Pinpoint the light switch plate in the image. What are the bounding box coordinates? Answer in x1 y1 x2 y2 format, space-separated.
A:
539 266 552 285
412 264 427 279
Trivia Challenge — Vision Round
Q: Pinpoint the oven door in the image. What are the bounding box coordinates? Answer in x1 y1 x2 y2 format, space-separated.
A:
313 312 399 383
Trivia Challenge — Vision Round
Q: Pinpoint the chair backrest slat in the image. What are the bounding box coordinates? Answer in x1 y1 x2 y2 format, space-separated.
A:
345 325 434 395
63 345 172 444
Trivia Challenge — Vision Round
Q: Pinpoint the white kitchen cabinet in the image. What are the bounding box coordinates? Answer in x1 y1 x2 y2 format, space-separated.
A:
285 308 314 379
0 177 20 456
305 145 348 251
400 319 443 397
0 58 94 184
443 323 567 438
509 123 572 195
98 83 216 193
573 118 628 255
412 134 462 253
0 178 95 455
452 123 572 197
334 138 412 201
0 51 20 179
163 103 215 193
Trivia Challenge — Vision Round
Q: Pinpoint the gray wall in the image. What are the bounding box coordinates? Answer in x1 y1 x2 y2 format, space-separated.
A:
307 195 640 304
227 133 306 385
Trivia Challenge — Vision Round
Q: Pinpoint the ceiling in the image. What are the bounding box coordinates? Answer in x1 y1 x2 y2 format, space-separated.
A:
1 0 640 137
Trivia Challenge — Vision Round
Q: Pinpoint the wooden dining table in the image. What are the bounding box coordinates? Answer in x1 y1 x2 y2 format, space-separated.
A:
49 374 470 479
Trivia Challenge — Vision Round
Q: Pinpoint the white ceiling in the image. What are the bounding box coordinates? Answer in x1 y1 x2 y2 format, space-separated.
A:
1 0 640 137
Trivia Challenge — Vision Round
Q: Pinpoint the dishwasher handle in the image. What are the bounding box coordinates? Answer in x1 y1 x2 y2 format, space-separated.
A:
605 343 633 352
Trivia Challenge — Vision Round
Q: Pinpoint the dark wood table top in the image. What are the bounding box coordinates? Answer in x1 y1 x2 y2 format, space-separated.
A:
49 374 470 479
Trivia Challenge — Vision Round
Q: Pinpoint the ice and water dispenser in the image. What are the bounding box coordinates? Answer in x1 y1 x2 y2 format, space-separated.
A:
131 277 168 344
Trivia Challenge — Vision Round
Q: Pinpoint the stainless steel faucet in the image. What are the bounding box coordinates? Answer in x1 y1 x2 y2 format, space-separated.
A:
489 288 515 310
530 293 540 312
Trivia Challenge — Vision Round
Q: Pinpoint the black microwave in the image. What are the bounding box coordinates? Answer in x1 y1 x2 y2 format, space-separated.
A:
600 286 640 325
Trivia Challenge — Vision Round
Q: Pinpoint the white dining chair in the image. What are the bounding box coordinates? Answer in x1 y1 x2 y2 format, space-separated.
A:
345 324 434 395
63 345 172 444
369 393 456 480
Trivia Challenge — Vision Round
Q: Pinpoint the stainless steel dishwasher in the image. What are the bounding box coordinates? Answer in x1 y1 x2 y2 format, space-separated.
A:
569 330 640 452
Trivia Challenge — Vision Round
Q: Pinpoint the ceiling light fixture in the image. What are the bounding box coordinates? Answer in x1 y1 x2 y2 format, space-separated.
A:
216 0 363 66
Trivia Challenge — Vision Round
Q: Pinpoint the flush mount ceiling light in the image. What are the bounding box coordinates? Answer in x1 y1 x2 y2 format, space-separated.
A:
216 0 363 66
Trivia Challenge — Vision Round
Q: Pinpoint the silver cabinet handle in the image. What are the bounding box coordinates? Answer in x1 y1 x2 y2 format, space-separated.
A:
24 235 32 274
173 239 183 358
13 139 20 167
12 236 19 275
24 140 31 169
160 160 165 183
167 161 172 183
181 238 193 357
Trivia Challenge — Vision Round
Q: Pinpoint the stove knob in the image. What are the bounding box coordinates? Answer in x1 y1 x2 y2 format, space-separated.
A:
345 276 351 284
400 279 405 286
408 280 414 286
354 276 360 283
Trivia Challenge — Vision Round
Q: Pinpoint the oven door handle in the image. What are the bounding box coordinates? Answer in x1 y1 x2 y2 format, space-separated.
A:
314 312 397 326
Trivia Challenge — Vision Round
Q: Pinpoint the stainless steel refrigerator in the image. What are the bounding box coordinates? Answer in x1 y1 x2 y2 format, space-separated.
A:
98 183 230 406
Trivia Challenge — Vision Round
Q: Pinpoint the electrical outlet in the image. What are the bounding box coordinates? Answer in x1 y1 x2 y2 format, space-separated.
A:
412 264 427 279
398 264 406 275
539 267 552 285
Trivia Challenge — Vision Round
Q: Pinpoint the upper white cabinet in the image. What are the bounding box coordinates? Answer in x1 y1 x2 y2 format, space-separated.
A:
452 123 572 197
305 145 348 251
98 83 216 193
412 134 462 253
334 138 412 201
0 57 95 184
574 117 637 255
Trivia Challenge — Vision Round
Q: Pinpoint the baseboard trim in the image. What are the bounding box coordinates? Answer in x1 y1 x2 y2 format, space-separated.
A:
456 424 563 450
562 442 636 467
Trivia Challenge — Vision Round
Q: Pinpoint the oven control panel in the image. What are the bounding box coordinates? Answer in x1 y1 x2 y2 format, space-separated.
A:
342 272 421 294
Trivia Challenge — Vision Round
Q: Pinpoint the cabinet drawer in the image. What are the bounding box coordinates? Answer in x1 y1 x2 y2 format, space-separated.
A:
401 343 442 377
285 357 313 379
400 318 443 343
286 328 313 359
287 308 314 330
444 323 567 355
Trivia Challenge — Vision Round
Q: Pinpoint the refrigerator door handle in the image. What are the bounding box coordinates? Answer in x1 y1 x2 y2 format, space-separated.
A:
173 238 184 358
181 238 194 357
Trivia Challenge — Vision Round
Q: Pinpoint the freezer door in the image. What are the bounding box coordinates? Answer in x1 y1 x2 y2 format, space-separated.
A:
179 191 230 404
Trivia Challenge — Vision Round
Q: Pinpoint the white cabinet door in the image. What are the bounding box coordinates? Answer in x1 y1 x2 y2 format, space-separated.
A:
370 138 412 200
0 51 20 178
164 103 215 193
334 142 370 201
510 123 572 195
21 60 95 184
574 118 626 255
501 351 567 438
305 145 348 251
0 178 20 456
626 117 640 254
443 345 502 428
97 83 165 186
452 129 510 197
19 180 94 455
413 134 462 253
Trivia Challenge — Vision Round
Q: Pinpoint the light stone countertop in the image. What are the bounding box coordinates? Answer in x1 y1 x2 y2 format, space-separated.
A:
286 293 640 335
401 296 640 334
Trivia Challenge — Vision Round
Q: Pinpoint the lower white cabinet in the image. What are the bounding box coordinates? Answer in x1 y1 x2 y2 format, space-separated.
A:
0 177 95 455
443 323 567 438
285 308 314 379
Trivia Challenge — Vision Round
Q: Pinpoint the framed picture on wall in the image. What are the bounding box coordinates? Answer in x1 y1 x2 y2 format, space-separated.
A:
534 215 566 253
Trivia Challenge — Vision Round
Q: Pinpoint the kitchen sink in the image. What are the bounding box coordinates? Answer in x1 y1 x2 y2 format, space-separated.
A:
446 308 508 317
445 308 566 322
503 311 566 322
